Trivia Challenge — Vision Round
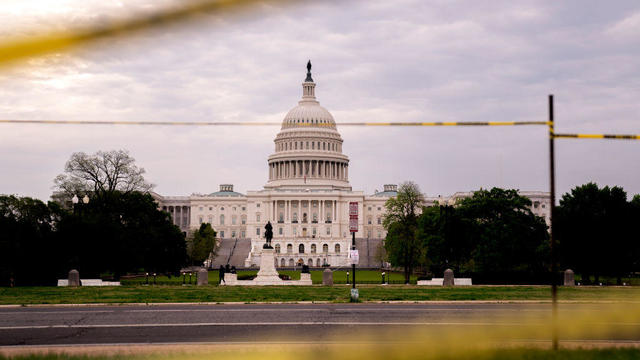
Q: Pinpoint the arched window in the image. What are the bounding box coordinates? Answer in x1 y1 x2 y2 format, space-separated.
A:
220 214 225 225
308 258 313 266
289 258 294 267
311 244 317 253
299 244 305 253
275 244 281 254
335 244 341 253
241 215 246 225
287 244 293 253
303 213 308 223
323 244 329 253
367 217 372 225
316 258 321 267
280 258 286 267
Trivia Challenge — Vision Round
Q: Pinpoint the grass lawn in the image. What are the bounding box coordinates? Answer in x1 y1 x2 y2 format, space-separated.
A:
1 284 640 305
120 270 415 285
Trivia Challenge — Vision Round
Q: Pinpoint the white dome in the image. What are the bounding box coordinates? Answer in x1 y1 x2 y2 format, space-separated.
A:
282 103 336 130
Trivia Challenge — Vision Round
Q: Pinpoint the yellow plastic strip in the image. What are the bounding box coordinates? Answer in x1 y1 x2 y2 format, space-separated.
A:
0 0 289 68
554 133 640 140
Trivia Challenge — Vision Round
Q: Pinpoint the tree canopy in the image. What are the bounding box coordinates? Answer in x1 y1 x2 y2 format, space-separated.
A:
556 183 639 284
383 181 424 284
53 150 153 202
188 223 217 266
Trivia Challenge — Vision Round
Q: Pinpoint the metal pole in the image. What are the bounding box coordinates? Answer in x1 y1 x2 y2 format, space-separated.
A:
549 94 558 350
352 231 356 289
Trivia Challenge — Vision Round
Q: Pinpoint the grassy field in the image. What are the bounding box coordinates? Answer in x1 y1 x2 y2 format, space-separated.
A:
1 285 640 305
120 270 415 285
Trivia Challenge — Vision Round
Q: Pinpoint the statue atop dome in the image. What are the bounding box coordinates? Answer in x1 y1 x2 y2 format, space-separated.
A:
305 60 313 82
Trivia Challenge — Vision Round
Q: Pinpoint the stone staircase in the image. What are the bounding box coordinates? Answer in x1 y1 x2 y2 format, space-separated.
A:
211 238 251 268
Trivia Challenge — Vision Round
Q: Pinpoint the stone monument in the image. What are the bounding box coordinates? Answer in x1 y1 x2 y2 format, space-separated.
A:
68 269 80 287
443 268 454 286
322 268 333 286
197 268 208 286
564 269 575 286
252 221 282 285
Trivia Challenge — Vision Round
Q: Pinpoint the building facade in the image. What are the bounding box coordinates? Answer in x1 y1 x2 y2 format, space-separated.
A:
153 64 551 268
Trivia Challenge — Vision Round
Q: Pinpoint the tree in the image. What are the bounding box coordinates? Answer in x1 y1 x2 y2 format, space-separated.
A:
417 188 549 282
0 196 63 286
188 223 217 266
56 191 187 279
556 183 637 284
383 181 425 284
53 150 153 202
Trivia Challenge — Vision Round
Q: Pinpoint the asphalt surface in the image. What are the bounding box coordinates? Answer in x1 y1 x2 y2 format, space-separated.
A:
0 303 637 346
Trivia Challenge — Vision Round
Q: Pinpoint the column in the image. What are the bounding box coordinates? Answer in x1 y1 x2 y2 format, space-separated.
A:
320 200 324 223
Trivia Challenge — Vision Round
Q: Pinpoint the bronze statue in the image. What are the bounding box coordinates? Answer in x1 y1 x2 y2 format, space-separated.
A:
264 221 273 248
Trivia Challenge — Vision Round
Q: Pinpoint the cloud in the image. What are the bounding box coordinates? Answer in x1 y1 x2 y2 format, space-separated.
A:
0 0 639 201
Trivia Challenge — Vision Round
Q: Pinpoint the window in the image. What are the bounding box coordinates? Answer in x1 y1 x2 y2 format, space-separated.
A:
312 228 317 236
377 217 381 225
279 202 284 208
313 202 317 207
293 212 298 222
368 217 372 225
242 206 246 211
335 244 341 253
275 244 281 253
221 207 224 210
303 213 308 223
293 227 297 236
232 215 237 225
279 213 284 222
199 206 203 211
209 207 212 211
279 227 283 235
303 202 307 208
256 214 261 222
377 207 381 211
241 231 245 238
220 214 225 225
233 207 236 211
241 216 246 225
312 213 318 222
326 213 332 222
542 204 546 208
311 244 317 253
232 231 236 238
367 230 371 238
293 203 298 208
378 232 382 238
312 142 314 149
368 206 372 211
287 244 293 253
220 231 224 238
299 244 305 253
199 216 203 224
280 258 286 267
256 228 260 236
208 216 212 223
534 201 540 209
326 227 331 235
323 244 329 253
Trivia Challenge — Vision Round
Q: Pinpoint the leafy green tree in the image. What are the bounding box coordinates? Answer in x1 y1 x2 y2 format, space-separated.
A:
418 188 549 281
383 181 425 284
556 183 636 284
0 196 63 286
188 223 217 266
56 191 187 279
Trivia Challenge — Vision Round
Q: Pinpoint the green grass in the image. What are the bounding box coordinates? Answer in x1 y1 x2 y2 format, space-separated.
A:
2 348 640 360
1 285 639 305
120 270 414 285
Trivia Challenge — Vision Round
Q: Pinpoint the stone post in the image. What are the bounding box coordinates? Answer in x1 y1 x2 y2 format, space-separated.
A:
443 269 454 286
564 269 575 286
197 268 208 286
68 269 80 287
322 268 333 286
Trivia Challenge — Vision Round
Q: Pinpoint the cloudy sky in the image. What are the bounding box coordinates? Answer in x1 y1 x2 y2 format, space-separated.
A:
1 0 639 201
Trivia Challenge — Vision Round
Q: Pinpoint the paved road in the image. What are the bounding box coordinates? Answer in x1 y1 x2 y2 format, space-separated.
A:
0 303 636 346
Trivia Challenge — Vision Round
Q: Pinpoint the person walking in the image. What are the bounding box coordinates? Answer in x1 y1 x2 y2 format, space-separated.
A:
219 265 225 285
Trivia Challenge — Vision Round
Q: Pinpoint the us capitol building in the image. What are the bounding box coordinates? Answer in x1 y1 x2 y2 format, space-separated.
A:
153 63 551 268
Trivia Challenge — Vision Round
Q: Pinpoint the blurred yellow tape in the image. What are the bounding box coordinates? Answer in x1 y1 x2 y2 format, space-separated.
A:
554 133 640 140
0 0 288 67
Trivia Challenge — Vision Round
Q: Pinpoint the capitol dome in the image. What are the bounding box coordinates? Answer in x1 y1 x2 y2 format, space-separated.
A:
265 61 350 191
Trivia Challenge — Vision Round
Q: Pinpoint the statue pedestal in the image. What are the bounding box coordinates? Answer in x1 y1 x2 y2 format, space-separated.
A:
253 248 283 285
